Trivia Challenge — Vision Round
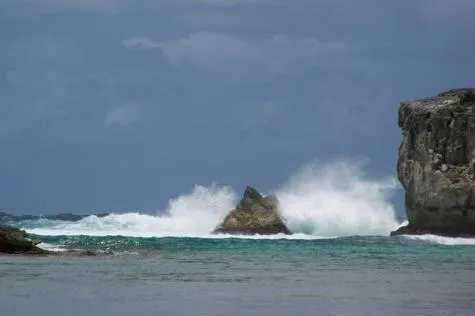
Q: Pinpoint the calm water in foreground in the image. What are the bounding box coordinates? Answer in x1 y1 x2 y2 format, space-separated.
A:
1 235 475 316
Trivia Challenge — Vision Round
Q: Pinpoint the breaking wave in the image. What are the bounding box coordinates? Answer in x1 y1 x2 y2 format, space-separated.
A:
277 161 399 237
25 185 236 238
402 235 475 246
22 160 402 239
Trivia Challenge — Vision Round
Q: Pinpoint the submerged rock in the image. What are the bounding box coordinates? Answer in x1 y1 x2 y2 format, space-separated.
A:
0 225 49 255
213 186 291 235
391 88 475 237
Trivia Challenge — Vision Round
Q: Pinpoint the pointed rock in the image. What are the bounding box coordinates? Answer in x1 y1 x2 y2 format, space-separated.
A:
213 186 292 235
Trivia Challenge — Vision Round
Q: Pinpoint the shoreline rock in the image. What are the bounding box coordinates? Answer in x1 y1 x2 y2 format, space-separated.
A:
0 225 50 255
213 186 292 235
390 224 475 238
0 224 112 257
392 88 475 237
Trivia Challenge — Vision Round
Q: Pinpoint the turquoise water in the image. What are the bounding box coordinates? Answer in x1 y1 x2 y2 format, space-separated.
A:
2 153 474 315
2 234 475 316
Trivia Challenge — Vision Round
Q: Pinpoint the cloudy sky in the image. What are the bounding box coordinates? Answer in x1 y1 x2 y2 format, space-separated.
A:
0 0 474 215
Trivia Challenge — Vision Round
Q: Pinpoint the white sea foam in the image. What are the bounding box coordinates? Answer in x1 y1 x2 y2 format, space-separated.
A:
277 160 399 236
397 220 409 229
403 234 475 246
24 160 402 239
26 185 236 238
36 242 68 252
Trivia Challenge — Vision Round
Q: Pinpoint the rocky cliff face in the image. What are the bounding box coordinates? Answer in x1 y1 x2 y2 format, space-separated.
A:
392 88 475 237
213 186 291 235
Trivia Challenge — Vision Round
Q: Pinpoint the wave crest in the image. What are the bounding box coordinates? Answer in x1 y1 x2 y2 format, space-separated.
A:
277 161 399 236
24 160 401 238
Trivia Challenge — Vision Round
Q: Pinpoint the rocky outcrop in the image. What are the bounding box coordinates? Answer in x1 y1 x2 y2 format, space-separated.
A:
391 88 475 237
213 186 292 235
0 225 112 256
0 225 49 255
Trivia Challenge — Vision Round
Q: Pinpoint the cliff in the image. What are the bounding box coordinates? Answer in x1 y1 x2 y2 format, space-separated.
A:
213 186 292 235
392 88 475 237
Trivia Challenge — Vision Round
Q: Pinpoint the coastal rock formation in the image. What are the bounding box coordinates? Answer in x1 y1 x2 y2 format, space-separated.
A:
391 88 475 237
213 186 291 235
0 225 111 256
0 225 49 254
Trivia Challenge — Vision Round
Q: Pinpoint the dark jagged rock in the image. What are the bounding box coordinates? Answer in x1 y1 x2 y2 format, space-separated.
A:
0 225 49 255
390 224 475 238
0 222 118 256
213 186 292 235
0 224 114 256
391 88 475 237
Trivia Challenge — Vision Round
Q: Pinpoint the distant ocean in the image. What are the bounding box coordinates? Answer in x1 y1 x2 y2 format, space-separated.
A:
2 162 475 316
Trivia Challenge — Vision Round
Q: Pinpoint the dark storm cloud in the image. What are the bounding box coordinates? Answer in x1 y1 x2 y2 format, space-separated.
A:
0 0 473 213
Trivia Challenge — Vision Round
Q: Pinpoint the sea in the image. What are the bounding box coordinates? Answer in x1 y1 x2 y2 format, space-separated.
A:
1 161 475 316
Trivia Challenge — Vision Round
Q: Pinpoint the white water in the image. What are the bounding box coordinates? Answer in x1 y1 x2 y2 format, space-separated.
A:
277 161 399 236
24 160 402 239
403 234 475 246
26 185 236 238
36 242 68 252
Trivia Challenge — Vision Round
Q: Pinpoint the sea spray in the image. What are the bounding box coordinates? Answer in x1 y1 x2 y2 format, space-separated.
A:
26 185 236 237
276 160 399 237
24 160 401 238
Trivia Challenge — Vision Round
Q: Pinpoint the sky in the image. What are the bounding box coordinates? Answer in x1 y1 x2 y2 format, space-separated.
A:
0 0 474 215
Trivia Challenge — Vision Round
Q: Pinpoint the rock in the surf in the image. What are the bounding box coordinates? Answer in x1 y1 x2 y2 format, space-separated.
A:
0 225 49 255
213 186 292 235
391 88 475 237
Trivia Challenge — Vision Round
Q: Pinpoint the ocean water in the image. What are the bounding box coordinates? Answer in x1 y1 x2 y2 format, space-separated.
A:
2 235 475 316
1 161 475 316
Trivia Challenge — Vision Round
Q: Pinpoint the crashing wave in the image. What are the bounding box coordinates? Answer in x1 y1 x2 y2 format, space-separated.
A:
20 160 401 239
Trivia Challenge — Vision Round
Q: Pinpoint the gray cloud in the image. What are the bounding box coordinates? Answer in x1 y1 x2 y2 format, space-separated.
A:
240 101 286 130
1 35 80 65
0 71 71 137
0 0 124 16
122 37 162 50
104 103 146 128
124 32 349 78
412 0 475 20
1 0 474 214
2 0 475 22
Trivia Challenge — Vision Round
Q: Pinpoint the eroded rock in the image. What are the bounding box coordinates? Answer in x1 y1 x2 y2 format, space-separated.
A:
391 88 475 237
213 186 291 235
0 225 50 255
